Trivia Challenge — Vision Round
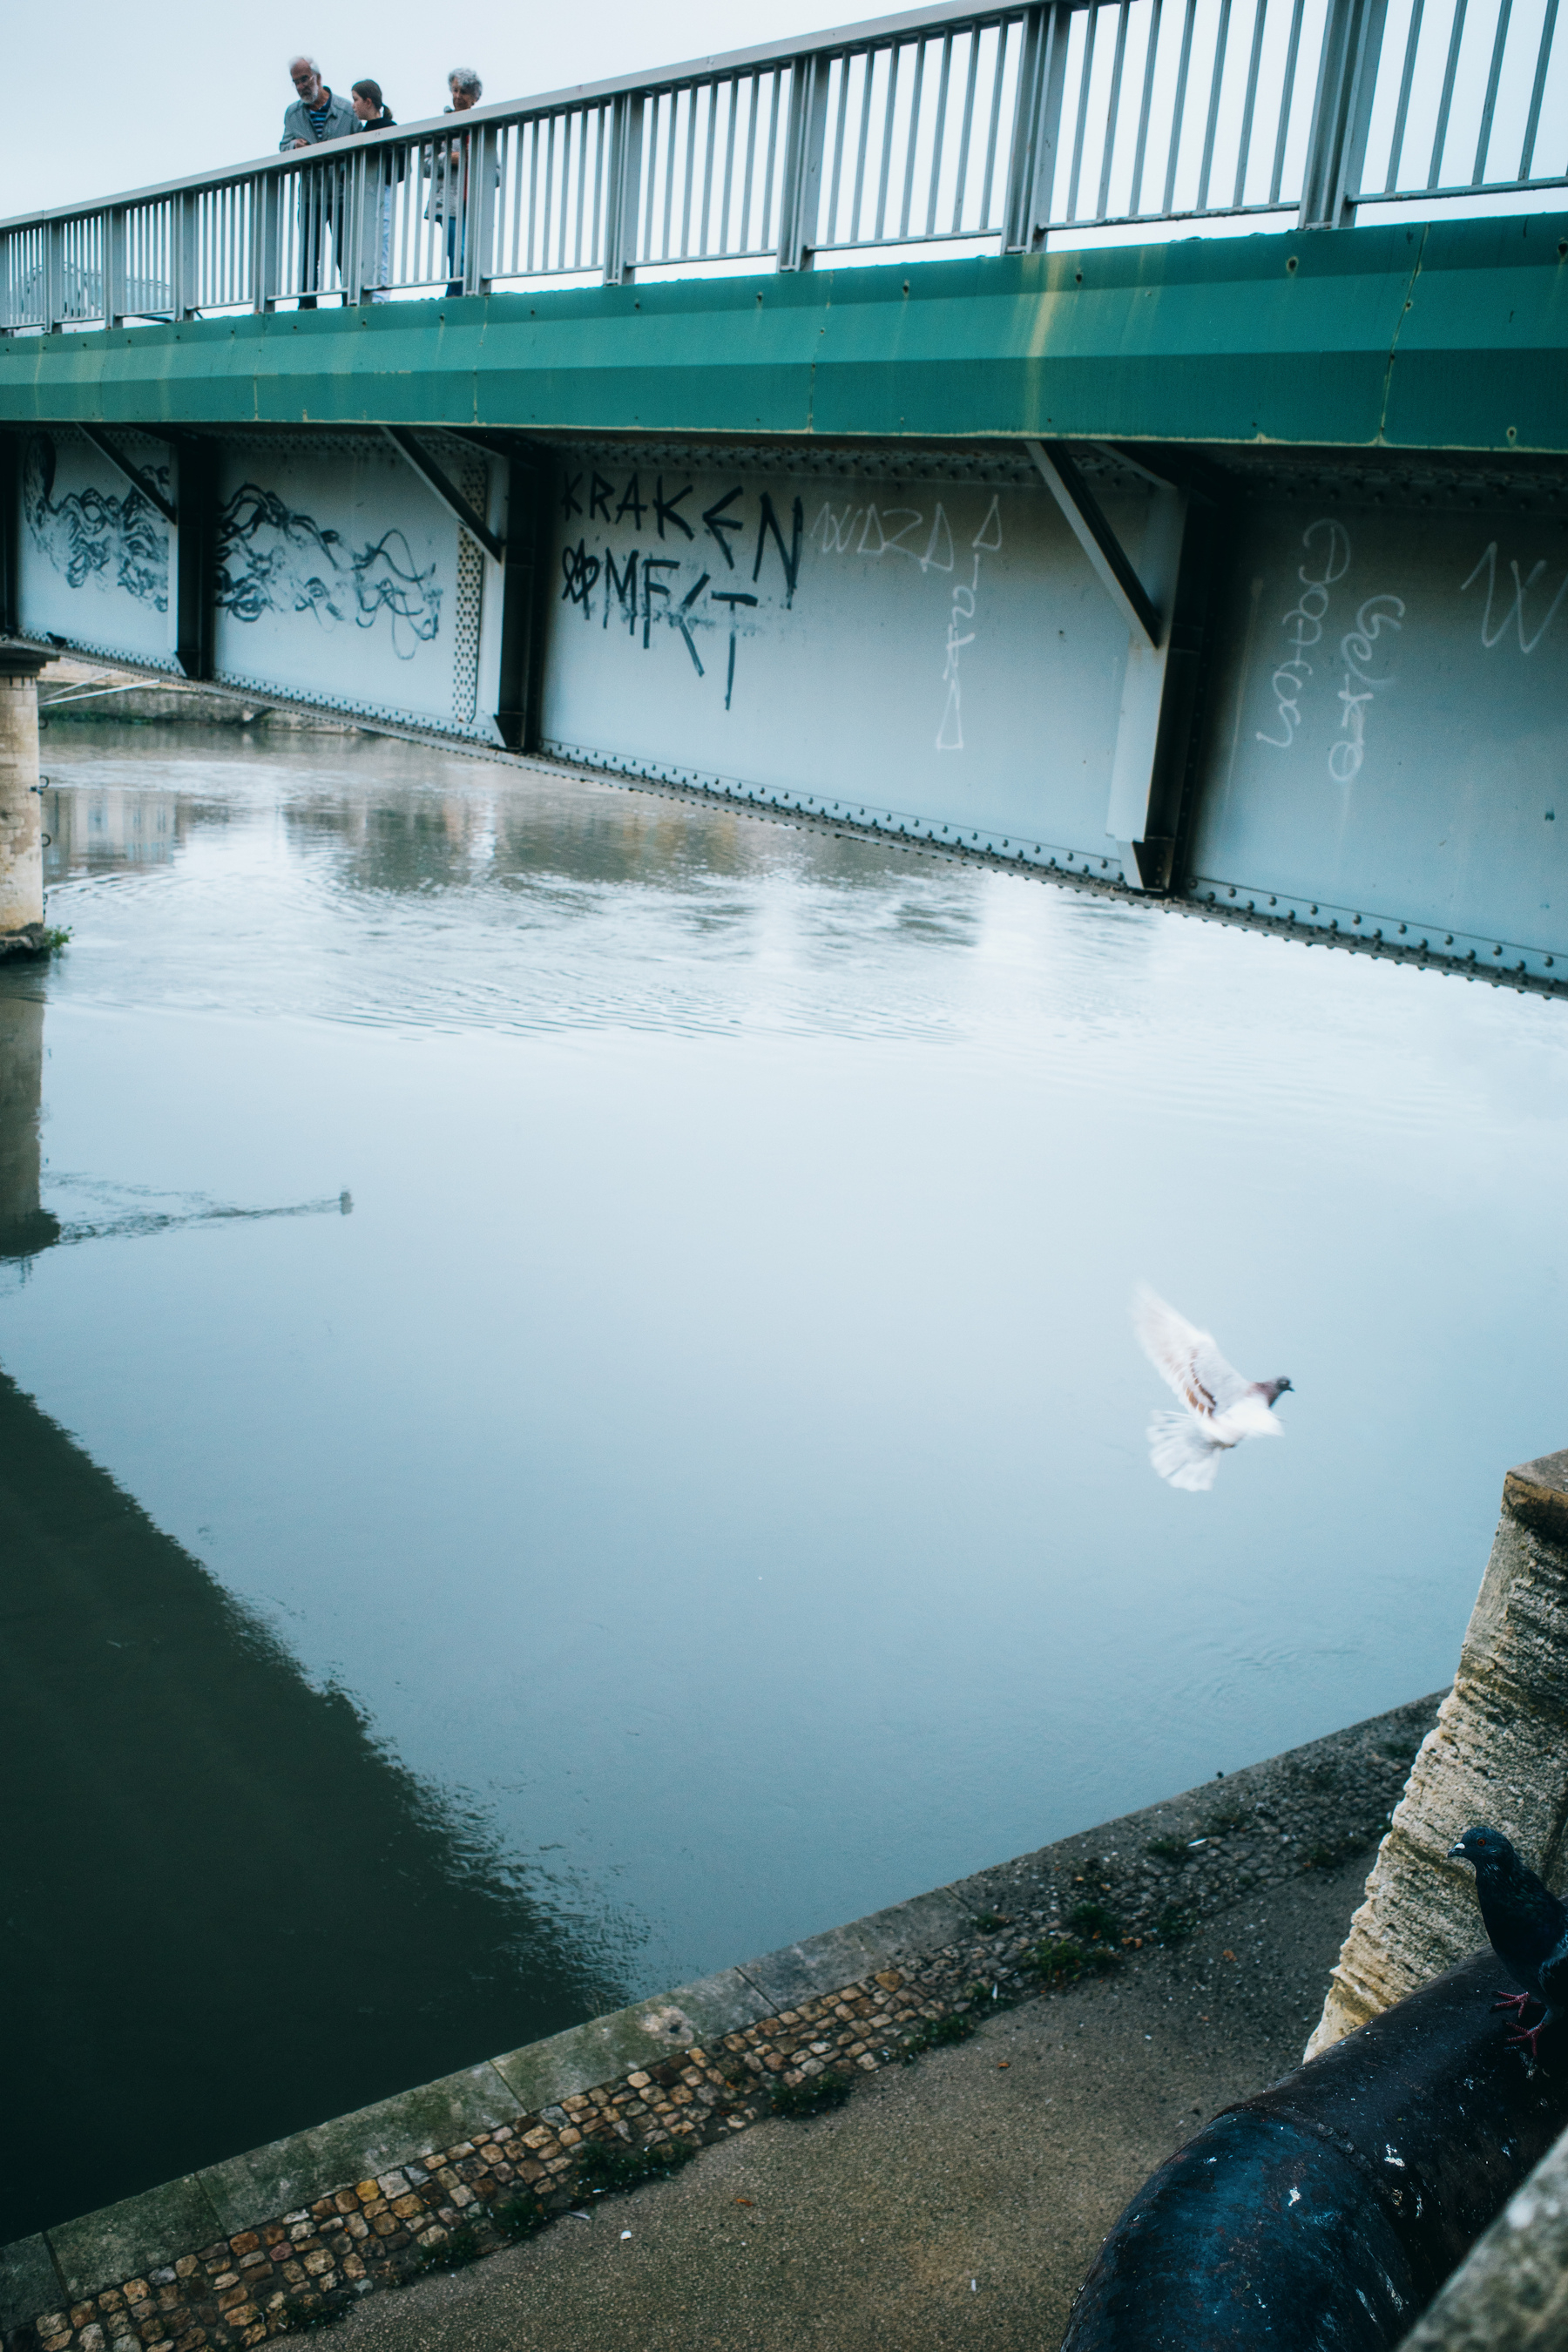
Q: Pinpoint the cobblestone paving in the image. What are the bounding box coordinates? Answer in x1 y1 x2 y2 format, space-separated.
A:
10 1696 1438 2352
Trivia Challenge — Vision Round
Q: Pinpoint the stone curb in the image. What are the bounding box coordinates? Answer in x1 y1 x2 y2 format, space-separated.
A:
0 1693 1440 2347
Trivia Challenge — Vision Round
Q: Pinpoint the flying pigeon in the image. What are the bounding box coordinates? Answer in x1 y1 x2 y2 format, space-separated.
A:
1450 1824 1568 2058
1132 1286 1293 1492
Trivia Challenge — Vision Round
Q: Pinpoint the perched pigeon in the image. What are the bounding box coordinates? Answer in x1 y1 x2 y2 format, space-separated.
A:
1132 1286 1293 1492
1450 1824 1568 2058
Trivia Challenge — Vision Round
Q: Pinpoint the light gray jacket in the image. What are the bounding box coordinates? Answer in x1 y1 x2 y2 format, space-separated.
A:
279 90 357 151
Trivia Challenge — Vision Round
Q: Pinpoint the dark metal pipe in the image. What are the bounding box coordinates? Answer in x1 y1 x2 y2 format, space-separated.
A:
1061 1951 1568 2350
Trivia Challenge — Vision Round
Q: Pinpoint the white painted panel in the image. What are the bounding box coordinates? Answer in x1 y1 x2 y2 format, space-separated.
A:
16 429 174 667
1193 500 1568 962
541 462 1159 861
211 438 488 733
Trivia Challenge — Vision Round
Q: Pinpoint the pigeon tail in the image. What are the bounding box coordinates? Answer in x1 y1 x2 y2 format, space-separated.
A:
1147 1409 1224 1492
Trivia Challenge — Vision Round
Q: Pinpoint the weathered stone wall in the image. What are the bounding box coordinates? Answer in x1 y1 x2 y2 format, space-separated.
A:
1397 2116 1568 2350
1308 1449 1568 2058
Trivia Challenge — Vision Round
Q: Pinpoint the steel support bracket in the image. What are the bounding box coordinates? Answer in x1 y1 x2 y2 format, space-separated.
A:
78 425 178 529
1027 439 1161 645
382 427 504 564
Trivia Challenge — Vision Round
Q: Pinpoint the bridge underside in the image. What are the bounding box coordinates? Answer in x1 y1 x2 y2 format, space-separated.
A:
3 219 1567 992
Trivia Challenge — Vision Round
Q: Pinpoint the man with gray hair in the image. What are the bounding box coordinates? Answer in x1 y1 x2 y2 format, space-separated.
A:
424 70 486 297
280 57 355 308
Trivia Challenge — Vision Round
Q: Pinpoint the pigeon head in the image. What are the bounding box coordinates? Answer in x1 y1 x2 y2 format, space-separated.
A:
1450 1825 1517 1873
1263 1377 1294 1406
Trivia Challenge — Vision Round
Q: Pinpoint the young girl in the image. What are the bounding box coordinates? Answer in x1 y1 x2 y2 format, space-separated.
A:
351 81 398 301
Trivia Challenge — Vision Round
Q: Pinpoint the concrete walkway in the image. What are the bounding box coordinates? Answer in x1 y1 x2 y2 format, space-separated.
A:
335 1851 1371 2352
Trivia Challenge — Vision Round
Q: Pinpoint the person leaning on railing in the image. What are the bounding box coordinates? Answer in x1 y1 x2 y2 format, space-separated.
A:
280 56 356 309
422 68 494 298
351 81 399 304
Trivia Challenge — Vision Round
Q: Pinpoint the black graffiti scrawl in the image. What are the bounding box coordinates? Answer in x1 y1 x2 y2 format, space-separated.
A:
215 484 441 659
24 434 170 612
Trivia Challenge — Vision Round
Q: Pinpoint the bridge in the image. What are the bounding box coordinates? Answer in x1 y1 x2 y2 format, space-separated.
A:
2 0 1567 989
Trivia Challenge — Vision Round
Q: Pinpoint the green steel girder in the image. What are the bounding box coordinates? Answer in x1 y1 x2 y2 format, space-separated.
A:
1 213 1566 455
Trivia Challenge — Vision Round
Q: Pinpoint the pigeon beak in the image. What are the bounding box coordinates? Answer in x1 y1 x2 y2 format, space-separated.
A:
1448 1841 1469 1860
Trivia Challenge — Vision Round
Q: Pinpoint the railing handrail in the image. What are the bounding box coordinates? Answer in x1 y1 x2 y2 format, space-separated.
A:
0 0 1034 238
3 0 1564 330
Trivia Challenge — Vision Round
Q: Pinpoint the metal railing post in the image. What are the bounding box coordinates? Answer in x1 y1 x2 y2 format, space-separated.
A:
254 171 282 312
602 92 645 283
1004 1 1071 250
44 219 64 330
174 189 199 317
104 205 126 326
464 125 498 295
1298 0 1389 226
777 51 830 270
342 147 368 305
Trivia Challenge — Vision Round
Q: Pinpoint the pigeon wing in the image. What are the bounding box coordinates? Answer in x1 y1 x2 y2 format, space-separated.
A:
1147 1409 1226 1493
1134 1286 1251 1423
1537 1930 1568 2017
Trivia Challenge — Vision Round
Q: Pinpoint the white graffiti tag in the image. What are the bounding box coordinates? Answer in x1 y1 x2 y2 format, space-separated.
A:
1329 594 1403 783
1256 518 1352 749
1461 542 1568 653
936 498 1002 752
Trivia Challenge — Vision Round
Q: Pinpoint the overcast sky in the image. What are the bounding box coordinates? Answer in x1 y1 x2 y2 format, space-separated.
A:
4 0 806 217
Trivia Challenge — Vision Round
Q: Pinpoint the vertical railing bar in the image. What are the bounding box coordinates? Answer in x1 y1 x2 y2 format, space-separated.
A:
761 70 783 243
1383 0 1428 185
851 49 877 236
1197 0 1235 208
659 90 678 256
700 79 720 253
1270 0 1309 193
978 16 1014 225
825 56 852 240
740 74 761 246
1097 3 1132 219
720 76 740 249
541 114 557 274
1163 0 1200 210
927 32 954 232
1233 0 1271 203
875 43 902 237
526 120 540 272
1472 0 1514 180
952 26 983 227
1066 6 1100 219
1519 0 1559 173
899 37 928 235
1428 0 1471 184
590 105 605 267
511 123 524 274
1129 0 1165 209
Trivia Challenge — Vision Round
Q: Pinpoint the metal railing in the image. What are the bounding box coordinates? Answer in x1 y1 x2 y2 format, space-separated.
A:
3 0 1565 330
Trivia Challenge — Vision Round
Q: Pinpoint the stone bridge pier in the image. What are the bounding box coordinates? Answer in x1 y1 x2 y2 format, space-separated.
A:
0 646 46 955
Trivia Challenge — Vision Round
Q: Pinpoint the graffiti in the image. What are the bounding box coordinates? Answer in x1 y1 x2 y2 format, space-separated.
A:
215 483 441 658
23 434 170 612
1256 518 1352 751
936 497 1002 752
1461 541 1568 653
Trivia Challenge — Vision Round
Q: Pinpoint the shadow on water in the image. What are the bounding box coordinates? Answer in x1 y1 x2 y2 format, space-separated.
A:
0 990 625 2244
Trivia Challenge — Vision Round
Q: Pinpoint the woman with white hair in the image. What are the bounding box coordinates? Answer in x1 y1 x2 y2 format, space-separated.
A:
424 69 485 297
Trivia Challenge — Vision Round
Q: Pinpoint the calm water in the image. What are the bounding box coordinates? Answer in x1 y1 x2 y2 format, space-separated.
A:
4 723 1565 2239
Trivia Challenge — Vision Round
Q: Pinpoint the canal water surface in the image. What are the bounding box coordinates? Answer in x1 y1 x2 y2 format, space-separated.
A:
4 722 1565 2240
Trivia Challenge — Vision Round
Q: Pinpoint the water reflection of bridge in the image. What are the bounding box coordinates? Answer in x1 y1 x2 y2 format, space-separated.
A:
2 0 1566 992
0 985 622 2244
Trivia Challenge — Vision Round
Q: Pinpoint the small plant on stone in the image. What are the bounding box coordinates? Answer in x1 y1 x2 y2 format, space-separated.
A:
492 2194 547 2241
902 2011 980 2061
1303 1842 1341 1870
1146 1837 1187 1862
1205 1806 1247 1835
771 2068 855 2117
1028 1936 1117 1985
576 2134 698 2193
971 1911 1010 1932
411 2223 483 2276
1153 1907 1193 1947
1065 1899 1119 1943
37 927 71 954
279 2288 355 2331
